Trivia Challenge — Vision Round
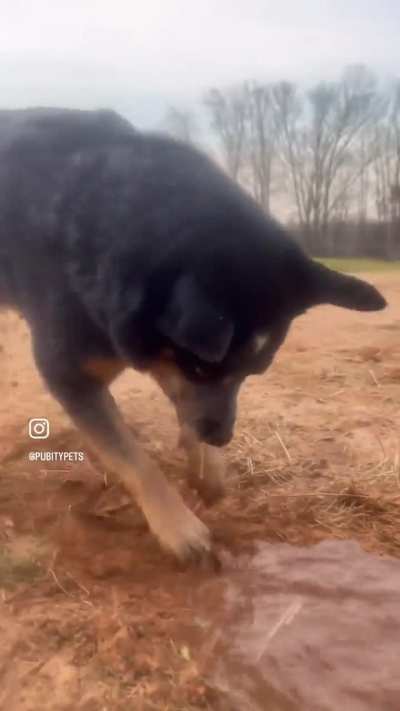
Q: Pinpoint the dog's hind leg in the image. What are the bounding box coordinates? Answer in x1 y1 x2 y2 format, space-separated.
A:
32 347 211 561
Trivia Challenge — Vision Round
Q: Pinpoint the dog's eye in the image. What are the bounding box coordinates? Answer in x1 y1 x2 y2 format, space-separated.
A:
194 365 205 377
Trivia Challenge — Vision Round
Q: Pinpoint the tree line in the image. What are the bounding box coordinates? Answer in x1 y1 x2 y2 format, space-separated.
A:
163 65 400 258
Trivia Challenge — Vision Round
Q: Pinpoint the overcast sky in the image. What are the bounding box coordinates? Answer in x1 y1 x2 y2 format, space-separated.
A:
1 0 399 131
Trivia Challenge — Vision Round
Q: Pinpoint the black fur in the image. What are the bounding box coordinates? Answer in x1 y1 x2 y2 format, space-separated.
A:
0 108 386 445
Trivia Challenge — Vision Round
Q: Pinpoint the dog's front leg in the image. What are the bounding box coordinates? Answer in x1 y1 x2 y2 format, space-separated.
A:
33 358 211 561
179 425 226 505
152 365 226 505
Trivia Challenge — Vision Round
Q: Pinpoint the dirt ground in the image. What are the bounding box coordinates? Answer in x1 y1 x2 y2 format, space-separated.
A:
0 272 399 710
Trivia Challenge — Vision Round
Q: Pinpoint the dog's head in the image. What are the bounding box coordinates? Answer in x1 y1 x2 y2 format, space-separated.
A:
147 260 386 446
107 168 386 447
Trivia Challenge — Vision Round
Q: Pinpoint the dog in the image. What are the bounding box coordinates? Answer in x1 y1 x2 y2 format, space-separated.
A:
0 107 386 561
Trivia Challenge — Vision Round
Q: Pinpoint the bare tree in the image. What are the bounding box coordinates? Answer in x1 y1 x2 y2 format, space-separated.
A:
204 85 248 180
369 80 400 258
243 82 276 212
351 82 400 226
271 65 383 250
270 80 312 242
371 123 393 221
388 80 400 222
355 133 370 224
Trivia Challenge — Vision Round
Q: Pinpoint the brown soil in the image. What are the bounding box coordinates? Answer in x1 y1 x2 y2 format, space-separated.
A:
0 272 399 710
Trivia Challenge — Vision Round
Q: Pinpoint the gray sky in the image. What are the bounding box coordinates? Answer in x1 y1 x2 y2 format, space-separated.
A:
1 0 399 130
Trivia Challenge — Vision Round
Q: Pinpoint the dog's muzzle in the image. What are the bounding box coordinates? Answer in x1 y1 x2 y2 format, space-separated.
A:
195 415 235 447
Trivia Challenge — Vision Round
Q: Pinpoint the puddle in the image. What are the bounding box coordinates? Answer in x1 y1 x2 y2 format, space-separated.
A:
192 540 400 710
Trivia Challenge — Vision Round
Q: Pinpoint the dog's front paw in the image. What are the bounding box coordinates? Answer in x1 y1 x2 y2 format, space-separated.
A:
156 503 211 561
141 485 212 562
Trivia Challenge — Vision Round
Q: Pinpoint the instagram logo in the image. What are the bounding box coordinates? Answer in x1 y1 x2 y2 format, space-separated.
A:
29 418 50 439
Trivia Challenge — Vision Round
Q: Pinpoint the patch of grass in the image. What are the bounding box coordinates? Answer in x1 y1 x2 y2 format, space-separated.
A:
316 257 400 273
0 549 42 589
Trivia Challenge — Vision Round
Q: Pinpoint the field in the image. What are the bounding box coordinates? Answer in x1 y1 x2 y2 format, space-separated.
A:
318 257 400 273
0 267 400 710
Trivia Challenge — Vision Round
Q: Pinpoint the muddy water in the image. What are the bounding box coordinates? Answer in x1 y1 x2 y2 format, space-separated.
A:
192 541 400 710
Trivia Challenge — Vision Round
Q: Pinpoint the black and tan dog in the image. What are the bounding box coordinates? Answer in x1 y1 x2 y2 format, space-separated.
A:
0 108 386 560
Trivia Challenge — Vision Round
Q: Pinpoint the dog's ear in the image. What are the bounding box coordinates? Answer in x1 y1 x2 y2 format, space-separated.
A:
303 261 386 312
158 274 233 362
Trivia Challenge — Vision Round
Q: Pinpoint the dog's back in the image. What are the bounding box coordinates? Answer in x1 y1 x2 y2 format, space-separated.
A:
0 107 137 310
0 107 293 326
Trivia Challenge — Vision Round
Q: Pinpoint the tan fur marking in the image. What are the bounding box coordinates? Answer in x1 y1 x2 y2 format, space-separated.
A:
150 359 187 401
82 357 127 384
180 425 226 504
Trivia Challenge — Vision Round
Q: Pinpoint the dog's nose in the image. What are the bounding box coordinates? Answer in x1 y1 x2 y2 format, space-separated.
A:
198 417 233 447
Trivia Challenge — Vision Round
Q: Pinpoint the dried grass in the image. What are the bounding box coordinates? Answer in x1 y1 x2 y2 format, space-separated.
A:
225 425 400 556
